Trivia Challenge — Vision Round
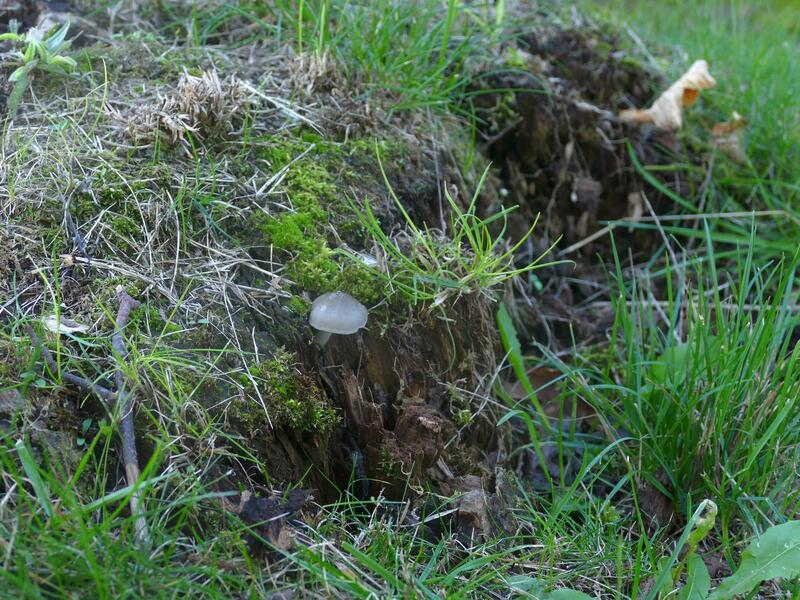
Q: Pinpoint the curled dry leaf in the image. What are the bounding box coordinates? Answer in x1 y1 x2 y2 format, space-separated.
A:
627 191 644 222
712 111 748 164
620 60 717 131
42 315 89 335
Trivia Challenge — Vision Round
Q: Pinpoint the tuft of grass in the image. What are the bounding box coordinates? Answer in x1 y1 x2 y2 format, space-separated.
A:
493 230 800 595
568 231 800 530
276 0 489 113
348 151 562 307
142 0 506 115
577 0 800 537
0 425 268 599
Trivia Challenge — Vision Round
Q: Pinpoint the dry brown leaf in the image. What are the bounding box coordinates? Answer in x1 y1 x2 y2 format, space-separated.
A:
627 191 643 221
42 315 89 335
503 367 595 421
620 60 717 131
712 111 748 164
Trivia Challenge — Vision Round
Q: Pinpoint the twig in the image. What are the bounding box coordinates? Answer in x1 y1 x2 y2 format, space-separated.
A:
110 286 146 543
62 195 90 261
558 209 792 256
28 327 115 400
28 286 147 543
581 300 800 314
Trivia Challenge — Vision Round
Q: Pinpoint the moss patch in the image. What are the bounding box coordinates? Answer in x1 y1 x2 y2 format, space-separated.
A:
0 340 35 395
252 132 390 305
234 348 339 435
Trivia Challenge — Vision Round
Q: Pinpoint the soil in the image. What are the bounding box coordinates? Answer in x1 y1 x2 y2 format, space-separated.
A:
0 3 700 535
469 24 699 349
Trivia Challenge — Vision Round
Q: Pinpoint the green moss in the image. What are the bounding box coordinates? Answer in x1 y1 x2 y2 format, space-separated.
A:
503 47 533 70
253 133 387 305
108 215 140 254
0 339 31 386
128 305 181 336
490 91 518 133
234 348 339 435
74 164 154 216
0 338 78 437
287 296 311 316
455 409 472 426
378 447 403 480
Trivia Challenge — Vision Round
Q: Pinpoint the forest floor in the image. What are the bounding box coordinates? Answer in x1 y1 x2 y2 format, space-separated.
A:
0 0 799 598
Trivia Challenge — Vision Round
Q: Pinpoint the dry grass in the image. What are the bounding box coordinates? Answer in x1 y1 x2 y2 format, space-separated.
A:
2 2 799 599
124 68 257 146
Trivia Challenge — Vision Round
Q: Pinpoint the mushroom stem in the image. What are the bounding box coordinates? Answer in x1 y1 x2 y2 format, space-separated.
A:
314 330 332 347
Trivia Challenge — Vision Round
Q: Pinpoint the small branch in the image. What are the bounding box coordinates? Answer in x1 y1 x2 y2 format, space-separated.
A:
28 286 148 543
581 299 800 314
28 327 115 400
110 286 147 543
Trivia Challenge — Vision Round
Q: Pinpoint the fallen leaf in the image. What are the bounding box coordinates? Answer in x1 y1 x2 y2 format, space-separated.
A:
504 367 562 404
620 60 716 131
232 489 314 552
627 191 643 221
712 111 748 164
504 367 594 421
637 476 676 534
42 315 89 335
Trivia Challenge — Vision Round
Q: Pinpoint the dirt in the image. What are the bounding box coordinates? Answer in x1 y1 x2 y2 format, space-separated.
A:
322 292 499 499
0 4 699 540
233 488 315 552
475 26 666 251
471 24 700 350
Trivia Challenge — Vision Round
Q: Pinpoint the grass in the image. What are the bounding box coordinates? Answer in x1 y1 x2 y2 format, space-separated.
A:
570 3 800 537
491 232 800 596
347 151 562 307
586 0 800 262
1 0 800 598
593 0 800 178
0 430 264 599
139 0 505 115
585 233 800 525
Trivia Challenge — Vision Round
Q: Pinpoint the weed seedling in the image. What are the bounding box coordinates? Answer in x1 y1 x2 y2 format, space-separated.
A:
0 20 77 117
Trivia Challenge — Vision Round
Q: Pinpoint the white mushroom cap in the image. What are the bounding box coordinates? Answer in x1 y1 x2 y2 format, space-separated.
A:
309 292 368 335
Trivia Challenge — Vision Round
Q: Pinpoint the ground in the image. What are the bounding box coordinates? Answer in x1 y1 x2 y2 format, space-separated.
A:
0 1 799 598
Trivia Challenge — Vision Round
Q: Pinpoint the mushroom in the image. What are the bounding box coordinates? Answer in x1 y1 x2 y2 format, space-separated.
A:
309 291 368 347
